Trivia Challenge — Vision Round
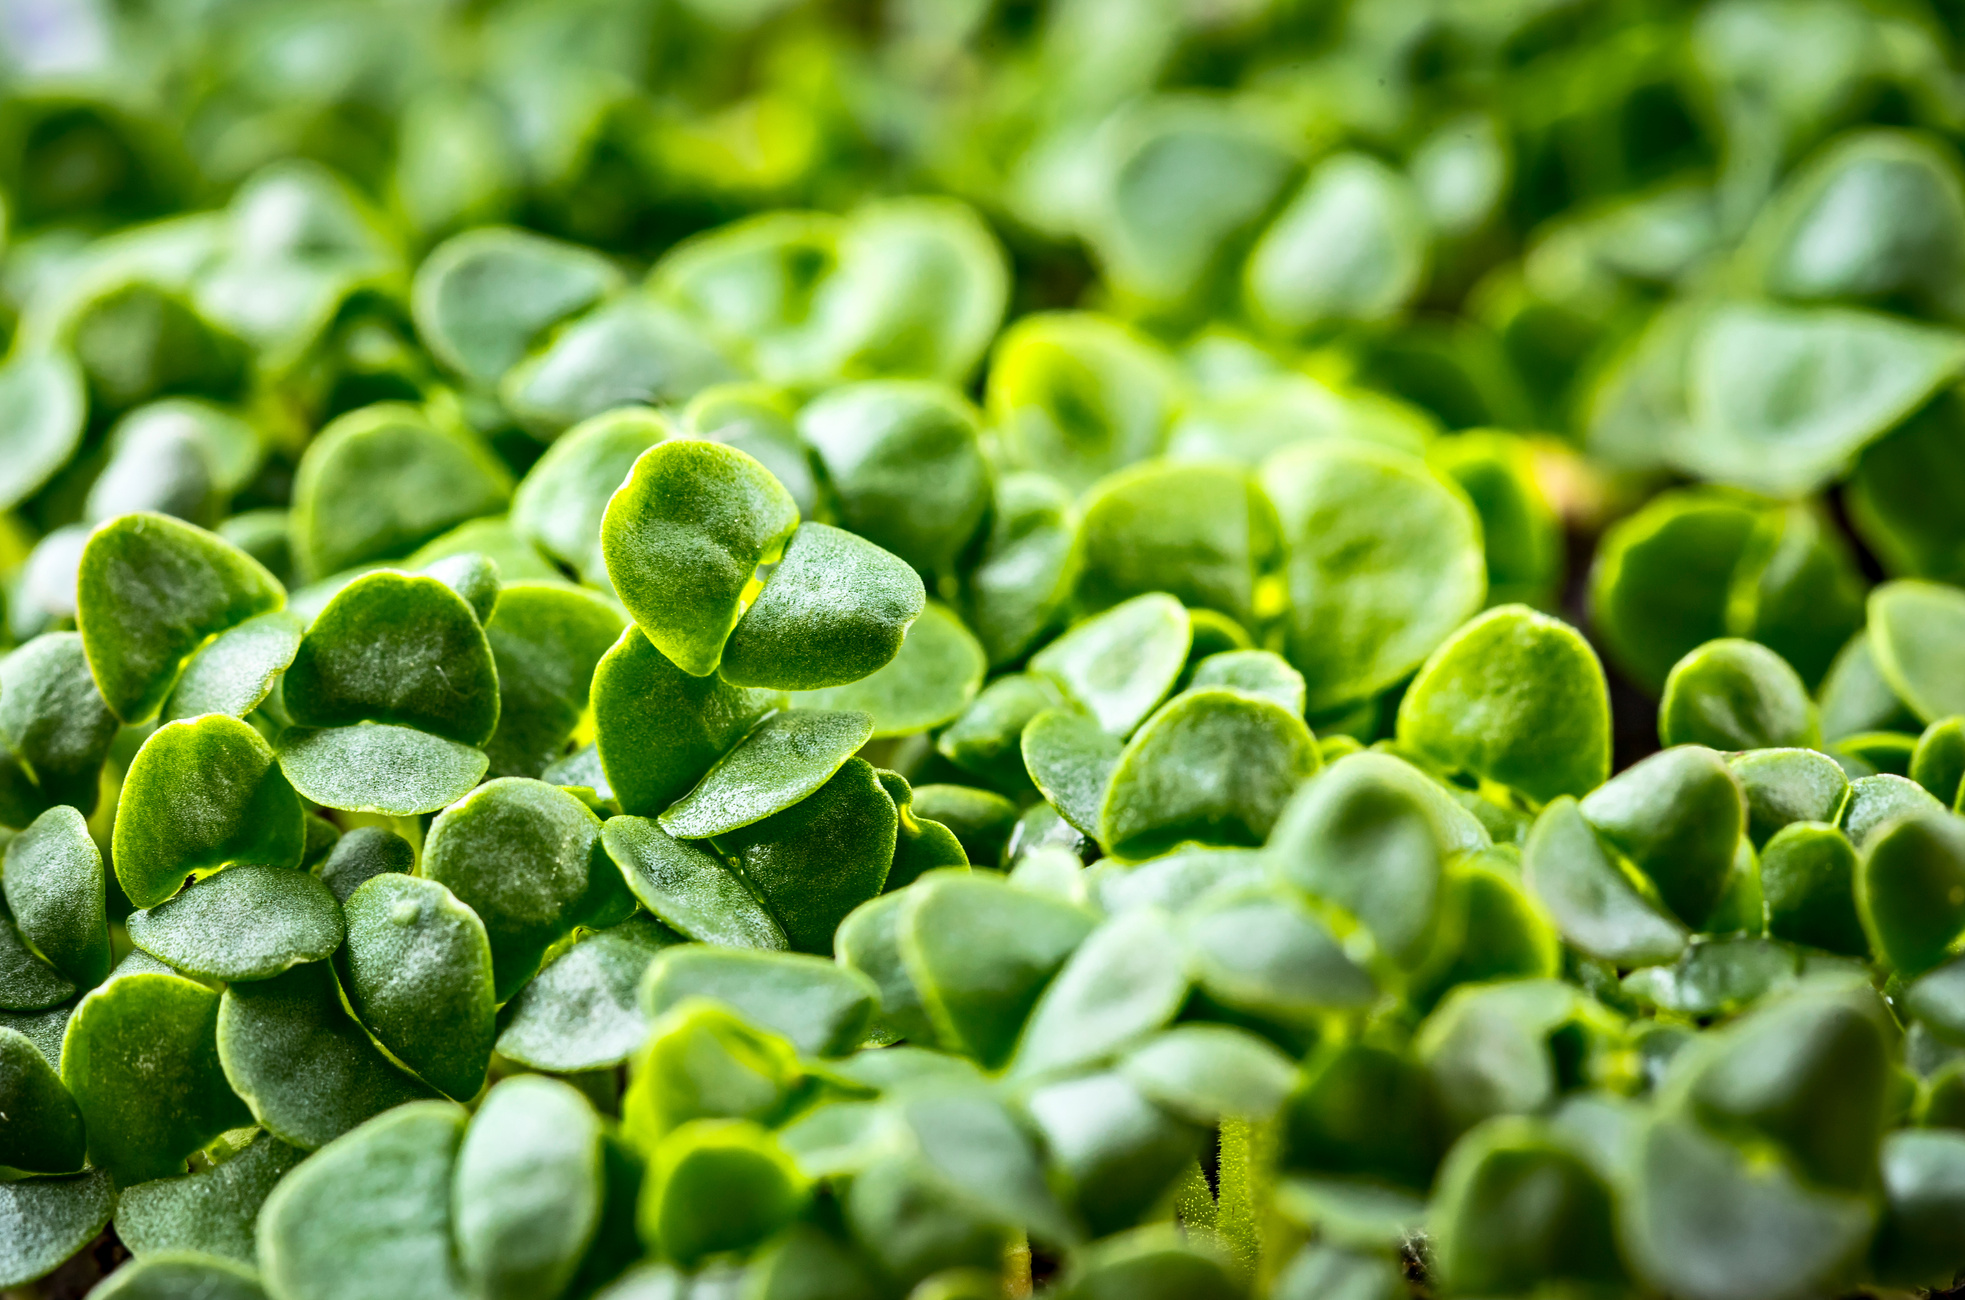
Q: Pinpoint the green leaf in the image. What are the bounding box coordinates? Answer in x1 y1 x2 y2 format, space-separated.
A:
911 785 1020 869
315 826 415 904
1100 687 1319 858
162 610 303 722
1670 303 1965 496
0 903 74 1012
1846 390 1965 587
898 871 1094 1067
276 723 489 816
1189 650 1306 717
1082 99 1297 312
115 1130 303 1264
961 472 1081 667
602 816 788 950
1858 809 1965 974
1624 1119 1873 1299
114 713 305 908
421 777 631 1001
684 384 821 517
75 512 285 723
1725 502 1869 692
641 1118 808 1267
796 381 990 576
455 1075 605 1300
419 552 500 626
128 865 343 981
1729 748 1851 846
1397 604 1611 803
721 523 927 691
659 709 874 840
1031 594 1191 737
821 197 1009 384
1912 716 1965 807
1266 753 1464 966
1524 798 1688 967
482 583 625 779
598 438 799 678
3 805 110 987
790 601 985 739
87 1252 268 1299
62 970 252 1183
1260 443 1485 713
1873 1128 1965 1289
1844 773 1946 847
290 404 513 580
1271 1245 1405 1300
1870 579 1965 724
937 672 1065 793
496 916 680 1073
337 873 496 1101
622 1000 801 1146
1588 489 1765 694
718 757 897 954
0 632 120 815
834 893 938 1046
1429 432 1565 610
257 1101 473 1300
1430 1117 1623 1297
1183 885 1378 1025
0 350 87 513
411 227 622 386
642 946 876 1058
878 769 970 891
1021 708 1124 839
501 297 742 438
1752 129 1965 316
0 1004 73 1071
0 1170 115 1290
283 570 501 745
1076 462 1281 629
1660 638 1819 750
1011 909 1188 1077
1124 1025 1297 1132
510 407 671 583
217 961 435 1149
590 626 785 818
407 518 558 585
0 1025 85 1173
1758 822 1865 955
1058 1225 1240 1300
1579 746 1746 932
986 312 1181 493
1245 152 1430 335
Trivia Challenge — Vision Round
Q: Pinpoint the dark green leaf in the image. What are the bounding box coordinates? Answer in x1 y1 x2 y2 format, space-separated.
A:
114 713 305 908
718 757 897 954
590 626 784 818
291 404 512 580
129 865 343 981
496 917 679 1073
62 970 252 1183
598 438 799 677
283 570 501 745
720 523 927 691
659 709 874 840
3 805 110 987
602 816 788 950
257 1101 472 1300
276 723 489 816
421 777 631 1000
76 512 285 723
217 961 435 1149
